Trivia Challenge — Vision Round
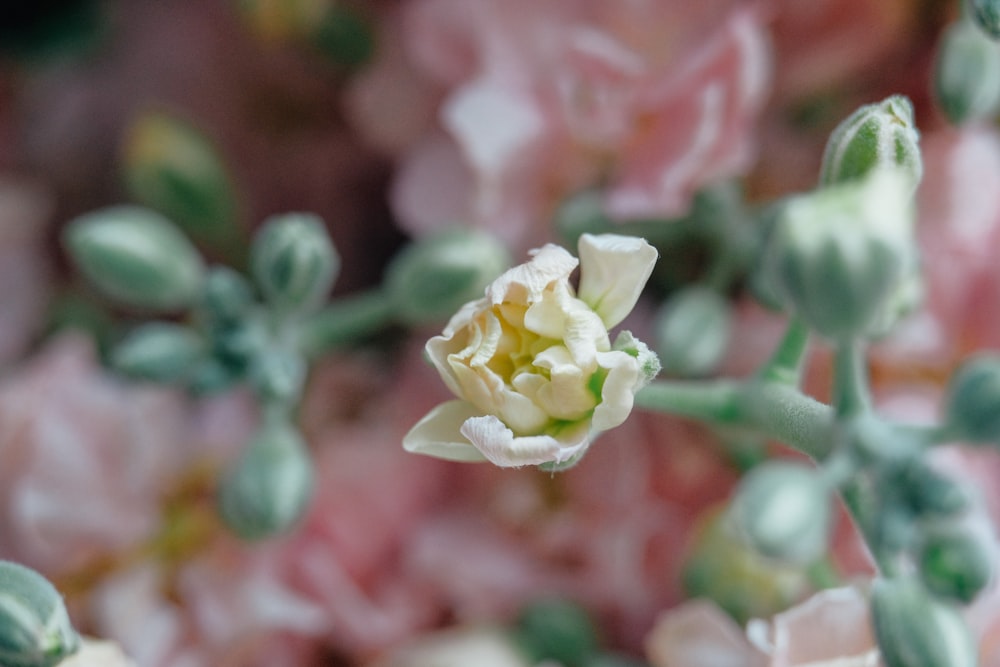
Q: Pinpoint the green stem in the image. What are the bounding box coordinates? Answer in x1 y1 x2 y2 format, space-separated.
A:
756 316 810 386
832 340 871 418
635 379 834 459
295 288 394 358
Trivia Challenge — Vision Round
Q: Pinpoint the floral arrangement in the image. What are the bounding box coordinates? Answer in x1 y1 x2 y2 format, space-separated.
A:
4 1 1000 666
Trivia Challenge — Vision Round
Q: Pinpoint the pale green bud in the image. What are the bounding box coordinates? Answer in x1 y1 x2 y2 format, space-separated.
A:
820 95 922 192
122 111 240 247
64 206 205 311
111 322 204 383
385 229 510 326
897 461 973 519
934 20 1000 125
0 561 80 667
250 213 339 314
218 420 314 540
654 286 731 377
249 347 307 403
968 0 1000 39
200 267 254 325
871 577 977 667
513 599 599 667
729 460 833 564
919 525 994 603
767 171 917 341
944 354 1000 443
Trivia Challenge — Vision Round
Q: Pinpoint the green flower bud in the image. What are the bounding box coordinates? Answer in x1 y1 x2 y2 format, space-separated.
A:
729 460 833 564
218 420 314 540
820 95 923 192
64 206 206 311
249 347 307 403
871 577 977 667
919 525 994 603
682 509 810 624
111 322 204 383
200 267 255 326
968 0 1000 39
944 354 1000 443
0 561 80 667
767 171 917 341
897 462 973 518
122 111 241 248
512 599 599 667
309 4 375 67
250 213 339 314
654 286 731 377
385 228 510 326
934 20 1000 125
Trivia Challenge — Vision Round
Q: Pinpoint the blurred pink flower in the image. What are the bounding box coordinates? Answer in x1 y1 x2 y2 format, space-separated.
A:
0 178 53 366
873 126 1000 378
645 585 880 667
348 0 771 247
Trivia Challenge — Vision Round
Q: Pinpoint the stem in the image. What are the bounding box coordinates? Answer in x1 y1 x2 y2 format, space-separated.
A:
756 316 810 386
295 288 394 358
636 379 834 459
832 340 871 418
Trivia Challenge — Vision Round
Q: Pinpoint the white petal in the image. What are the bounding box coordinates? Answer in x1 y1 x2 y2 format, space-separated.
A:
460 415 591 467
403 400 489 462
577 233 657 328
486 243 578 306
591 350 642 431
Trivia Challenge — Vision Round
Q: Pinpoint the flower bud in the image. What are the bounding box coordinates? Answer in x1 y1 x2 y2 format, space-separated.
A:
820 95 922 192
871 577 976 667
654 286 731 377
64 206 206 311
111 323 204 383
200 267 255 326
767 171 916 341
968 0 1000 39
0 561 80 667
218 420 314 540
729 460 833 564
897 462 973 518
512 599 599 667
250 213 339 314
249 347 307 403
944 354 1000 443
385 228 510 326
918 525 995 603
122 111 240 248
934 20 1000 125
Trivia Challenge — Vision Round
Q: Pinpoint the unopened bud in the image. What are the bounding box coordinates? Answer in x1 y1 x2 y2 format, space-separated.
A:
122 111 240 247
944 354 1000 443
654 286 731 377
820 95 922 192
385 228 510 326
218 420 314 540
250 213 339 314
111 323 204 383
968 0 1000 39
200 267 255 326
871 577 976 667
729 461 833 564
934 20 1000 125
513 599 599 667
64 206 205 311
919 524 994 603
767 171 916 340
0 561 80 667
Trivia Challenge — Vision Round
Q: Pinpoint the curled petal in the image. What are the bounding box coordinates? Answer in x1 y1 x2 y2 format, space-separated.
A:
460 415 590 467
592 349 642 431
486 243 578 305
577 233 658 328
403 400 489 462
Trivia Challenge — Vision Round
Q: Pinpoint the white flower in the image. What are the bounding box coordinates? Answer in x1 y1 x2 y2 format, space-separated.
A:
403 233 659 468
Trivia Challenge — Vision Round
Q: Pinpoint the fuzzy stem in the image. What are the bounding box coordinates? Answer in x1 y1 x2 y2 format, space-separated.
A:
832 340 872 418
295 288 394 358
756 317 810 386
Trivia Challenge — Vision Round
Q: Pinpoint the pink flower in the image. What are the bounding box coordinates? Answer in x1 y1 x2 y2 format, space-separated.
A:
348 0 771 247
645 586 880 667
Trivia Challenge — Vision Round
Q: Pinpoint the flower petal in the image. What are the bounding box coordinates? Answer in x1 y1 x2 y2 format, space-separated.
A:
486 243 578 305
592 349 642 431
577 233 658 328
403 400 489 462
460 415 590 467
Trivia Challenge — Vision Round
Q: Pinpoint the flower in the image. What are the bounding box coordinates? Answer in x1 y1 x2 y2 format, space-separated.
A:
404 233 659 468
